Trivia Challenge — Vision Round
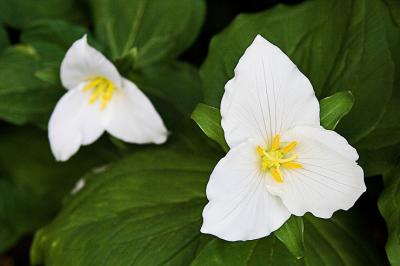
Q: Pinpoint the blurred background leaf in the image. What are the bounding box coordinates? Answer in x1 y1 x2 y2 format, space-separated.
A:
0 0 83 29
0 45 62 128
0 24 9 53
130 61 203 119
0 125 117 253
20 20 87 65
90 0 205 67
378 163 400 266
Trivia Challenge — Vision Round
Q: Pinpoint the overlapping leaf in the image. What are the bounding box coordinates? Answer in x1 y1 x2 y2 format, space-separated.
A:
200 0 394 145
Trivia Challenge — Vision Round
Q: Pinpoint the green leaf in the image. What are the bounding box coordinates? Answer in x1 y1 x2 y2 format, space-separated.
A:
356 1 400 149
31 146 384 265
191 104 229 152
200 0 394 144
378 164 400 265
320 91 354 130
0 25 9 53
191 236 302 266
274 216 304 259
192 213 383 266
0 0 83 29
0 45 63 128
90 0 205 67
31 148 215 265
0 126 114 252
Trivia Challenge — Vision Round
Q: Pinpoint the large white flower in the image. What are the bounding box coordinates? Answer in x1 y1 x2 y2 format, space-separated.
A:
48 35 167 161
200 35 366 241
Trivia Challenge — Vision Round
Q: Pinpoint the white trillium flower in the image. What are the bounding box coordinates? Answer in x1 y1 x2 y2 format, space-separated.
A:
48 35 167 161
200 35 366 241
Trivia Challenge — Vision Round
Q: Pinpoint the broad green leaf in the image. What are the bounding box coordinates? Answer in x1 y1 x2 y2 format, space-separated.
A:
320 91 354 130
90 0 205 67
31 149 216 265
0 45 63 128
191 213 383 266
31 147 384 265
191 236 302 266
0 25 9 53
0 126 114 252
378 164 400 265
191 104 229 152
0 0 82 29
356 1 400 149
200 0 394 144
274 216 304 259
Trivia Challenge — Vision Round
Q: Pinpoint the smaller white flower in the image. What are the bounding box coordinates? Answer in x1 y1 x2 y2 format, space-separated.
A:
49 35 167 161
200 35 366 241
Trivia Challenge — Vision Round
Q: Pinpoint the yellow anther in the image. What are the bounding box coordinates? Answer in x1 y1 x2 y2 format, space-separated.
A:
282 161 303 169
282 141 297 154
271 134 280 150
256 134 302 183
271 167 283 183
82 76 116 110
83 78 103 92
261 160 268 171
256 145 265 156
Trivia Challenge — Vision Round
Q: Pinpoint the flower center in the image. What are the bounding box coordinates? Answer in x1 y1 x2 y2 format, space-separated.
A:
82 76 116 110
256 134 302 183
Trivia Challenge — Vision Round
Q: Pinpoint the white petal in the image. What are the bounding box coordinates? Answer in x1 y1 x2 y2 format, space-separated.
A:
60 35 121 90
266 126 366 219
48 85 107 161
221 35 319 148
201 140 291 241
105 78 168 144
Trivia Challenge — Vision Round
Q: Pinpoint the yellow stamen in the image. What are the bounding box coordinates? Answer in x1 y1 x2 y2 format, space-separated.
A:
256 145 264 156
282 141 297 154
82 76 116 110
271 167 283 183
256 134 302 183
271 134 280 150
282 161 303 169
